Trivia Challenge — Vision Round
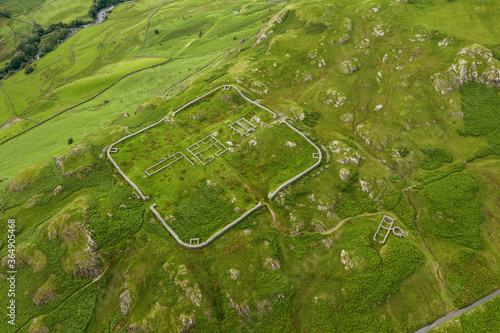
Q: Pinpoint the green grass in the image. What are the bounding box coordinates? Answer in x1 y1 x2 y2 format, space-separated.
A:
461 296 500 332
113 89 317 241
0 55 216 179
311 238 424 332
0 89 13 125
408 0 500 48
1 0 500 331
19 0 92 26
420 146 453 170
419 172 485 249
459 82 500 158
137 1 283 58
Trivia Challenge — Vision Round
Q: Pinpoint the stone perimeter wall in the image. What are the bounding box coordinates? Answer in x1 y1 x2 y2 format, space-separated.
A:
107 85 322 248
150 203 263 249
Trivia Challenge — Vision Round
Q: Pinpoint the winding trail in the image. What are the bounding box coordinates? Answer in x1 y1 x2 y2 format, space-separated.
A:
17 117 40 124
415 288 500 333
264 204 401 237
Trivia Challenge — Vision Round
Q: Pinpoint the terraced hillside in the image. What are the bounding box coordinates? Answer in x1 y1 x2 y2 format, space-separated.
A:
1 0 500 332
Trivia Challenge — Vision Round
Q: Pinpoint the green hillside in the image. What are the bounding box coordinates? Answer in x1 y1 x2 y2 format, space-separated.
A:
1 0 499 332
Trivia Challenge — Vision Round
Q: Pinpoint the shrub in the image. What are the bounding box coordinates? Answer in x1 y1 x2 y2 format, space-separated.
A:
0 7 10 18
312 239 424 332
274 10 305 35
24 65 35 74
419 146 453 170
420 172 485 248
67 138 74 145
303 111 320 127
421 147 453 163
398 146 409 157
305 22 327 35
9 52 28 70
154 29 159 34
342 139 358 150
459 82 500 157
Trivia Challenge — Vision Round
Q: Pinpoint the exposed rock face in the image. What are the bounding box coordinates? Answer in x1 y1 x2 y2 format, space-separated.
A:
339 168 351 182
55 221 101 279
120 290 131 314
179 314 197 333
28 318 49 333
339 60 358 75
73 245 101 279
46 198 101 279
50 185 63 196
359 179 370 193
220 94 232 103
433 44 500 95
173 265 203 307
336 34 350 45
230 269 240 280
32 275 59 307
340 250 363 271
372 24 384 37
8 163 48 192
321 238 334 248
226 292 251 318
53 146 93 178
328 140 362 164
264 258 281 270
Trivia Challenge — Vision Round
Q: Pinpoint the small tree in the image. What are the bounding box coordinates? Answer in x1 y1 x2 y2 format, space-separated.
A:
67 138 73 145
9 52 27 70
154 29 159 35
24 65 35 74
0 7 10 18
198 30 202 37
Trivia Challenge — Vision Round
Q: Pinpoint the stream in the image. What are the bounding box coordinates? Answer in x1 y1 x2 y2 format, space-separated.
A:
34 0 136 59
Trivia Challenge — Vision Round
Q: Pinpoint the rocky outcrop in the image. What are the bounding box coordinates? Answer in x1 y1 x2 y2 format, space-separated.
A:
226 292 251 318
52 220 101 279
54 145 94 177
339 168 351 182
32 275 59 307
47 198 101 279
339 60 358 75
28 318 49 333
8 163 48 192
264 258 281 270
229 269 240 280
433 44 500 95
120 290 131 314
179 314 197 333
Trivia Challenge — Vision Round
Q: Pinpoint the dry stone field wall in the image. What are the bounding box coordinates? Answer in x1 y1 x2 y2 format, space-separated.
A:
267 121 323 199
107 85 323 248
